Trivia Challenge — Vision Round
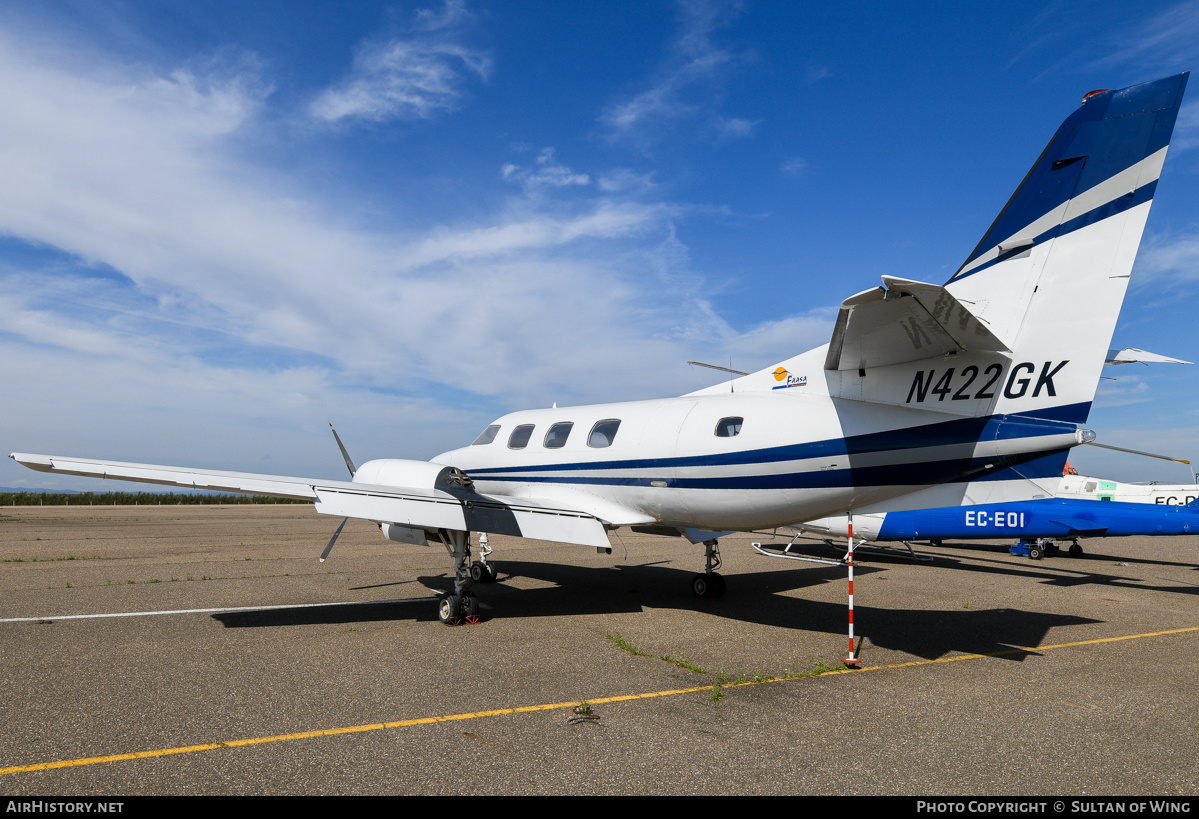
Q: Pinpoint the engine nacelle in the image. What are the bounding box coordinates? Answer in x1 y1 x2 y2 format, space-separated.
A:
352 458 472 491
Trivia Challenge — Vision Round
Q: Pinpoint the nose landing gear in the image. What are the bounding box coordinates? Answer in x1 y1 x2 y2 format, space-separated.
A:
691 538 725 599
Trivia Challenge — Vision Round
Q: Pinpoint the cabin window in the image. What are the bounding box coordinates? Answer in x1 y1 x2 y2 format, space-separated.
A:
472 424 500 445
715 416 743 437
588 419 621 448
508 424 535 449
544 422 574 448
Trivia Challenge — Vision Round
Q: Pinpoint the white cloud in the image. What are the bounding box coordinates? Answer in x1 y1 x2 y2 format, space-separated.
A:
714 116 756 141
0 17 835 485
1091 1 1199 71
780 156 808 176
598 0 749 142
1133 231 1199 283
597 169 656 194
310 5 489 124
1094 373 1153 408
1171 99 1199 151
501 148 591 191
414 0 473 32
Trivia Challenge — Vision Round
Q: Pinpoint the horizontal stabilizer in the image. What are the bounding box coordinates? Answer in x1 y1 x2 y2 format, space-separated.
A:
824 276 1010 371
1104 347 1193 366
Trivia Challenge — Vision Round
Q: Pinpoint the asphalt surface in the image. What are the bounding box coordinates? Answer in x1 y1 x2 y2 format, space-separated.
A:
0 504 1196 796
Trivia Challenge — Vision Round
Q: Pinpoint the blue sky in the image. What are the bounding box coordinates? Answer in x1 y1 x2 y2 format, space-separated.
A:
3 0 1199 489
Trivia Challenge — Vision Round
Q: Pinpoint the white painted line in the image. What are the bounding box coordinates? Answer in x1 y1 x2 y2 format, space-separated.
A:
0 595 441 623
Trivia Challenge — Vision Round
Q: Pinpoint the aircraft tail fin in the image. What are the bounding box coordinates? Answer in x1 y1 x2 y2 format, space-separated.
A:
818 74 1188 426
941 73 1188 422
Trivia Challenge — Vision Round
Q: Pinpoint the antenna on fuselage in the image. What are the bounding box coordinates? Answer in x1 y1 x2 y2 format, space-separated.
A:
687 360 747 393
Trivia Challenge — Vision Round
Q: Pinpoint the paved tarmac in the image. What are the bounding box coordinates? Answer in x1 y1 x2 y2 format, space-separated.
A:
0 504 1196 795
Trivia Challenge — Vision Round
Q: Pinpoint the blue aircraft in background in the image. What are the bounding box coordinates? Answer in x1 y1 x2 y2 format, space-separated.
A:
797 491 1199 559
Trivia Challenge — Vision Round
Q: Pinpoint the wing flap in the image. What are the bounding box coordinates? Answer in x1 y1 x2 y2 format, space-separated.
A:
313 485 611 548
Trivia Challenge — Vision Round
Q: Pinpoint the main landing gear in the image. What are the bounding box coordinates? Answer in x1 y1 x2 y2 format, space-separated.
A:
691 538 726 600
1011 537 1084 560
435 528 487 625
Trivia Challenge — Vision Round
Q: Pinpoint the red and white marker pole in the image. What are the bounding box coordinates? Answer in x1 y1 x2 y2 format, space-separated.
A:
843 510 862 667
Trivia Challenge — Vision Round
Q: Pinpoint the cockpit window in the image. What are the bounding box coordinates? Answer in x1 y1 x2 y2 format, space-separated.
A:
715 416 743 437
472 424 500 446
544 422 573 449
588 419 621 448
508 424 535 449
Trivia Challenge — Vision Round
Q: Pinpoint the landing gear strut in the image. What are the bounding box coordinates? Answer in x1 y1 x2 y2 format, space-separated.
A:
469 532 498 583
436 529 481 624
691 538 726 599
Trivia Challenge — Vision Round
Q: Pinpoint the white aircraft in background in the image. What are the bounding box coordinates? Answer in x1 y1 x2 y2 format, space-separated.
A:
12 73 1190 624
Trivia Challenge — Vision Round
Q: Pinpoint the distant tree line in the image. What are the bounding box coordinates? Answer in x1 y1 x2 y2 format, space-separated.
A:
0 491 312 506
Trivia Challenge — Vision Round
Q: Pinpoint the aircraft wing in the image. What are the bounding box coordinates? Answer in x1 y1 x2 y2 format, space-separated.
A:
8 453 611 548
1047 517 1108 535
824 276 1011 371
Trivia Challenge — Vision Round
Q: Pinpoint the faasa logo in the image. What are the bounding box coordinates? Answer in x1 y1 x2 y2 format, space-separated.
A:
771 367 807 390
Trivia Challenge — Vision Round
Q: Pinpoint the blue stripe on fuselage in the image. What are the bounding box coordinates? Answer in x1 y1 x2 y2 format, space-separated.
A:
465 406 1083 490
950 180 1157 282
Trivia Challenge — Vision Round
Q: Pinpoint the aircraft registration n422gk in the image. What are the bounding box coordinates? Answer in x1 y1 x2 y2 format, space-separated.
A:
11 74 1190 624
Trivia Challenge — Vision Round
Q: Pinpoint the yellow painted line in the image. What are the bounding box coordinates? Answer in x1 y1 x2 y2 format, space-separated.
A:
3 625 1196 776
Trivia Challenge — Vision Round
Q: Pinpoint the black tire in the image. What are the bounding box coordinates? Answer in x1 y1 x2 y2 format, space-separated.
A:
708 572 726 599
1069 542 1083 558
692 573 726 600
470 563 487 583
1027 544 1042 560
462 591 480 620
438 594 463 624
485 563 499 582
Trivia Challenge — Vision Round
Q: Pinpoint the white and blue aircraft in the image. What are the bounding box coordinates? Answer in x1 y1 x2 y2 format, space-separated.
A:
11 73 1190 624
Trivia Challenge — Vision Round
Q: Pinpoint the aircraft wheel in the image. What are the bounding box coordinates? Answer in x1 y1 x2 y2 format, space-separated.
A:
462 591 480 622
1069 542 1083 558
691 573 726 600
1027 544 1042 560
438 594 463 625
486 563 499 582
470 563 489 583
708 573 726 599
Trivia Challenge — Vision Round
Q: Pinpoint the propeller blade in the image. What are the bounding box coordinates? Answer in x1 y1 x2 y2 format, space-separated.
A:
329 422 356 477
320 517 349 562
